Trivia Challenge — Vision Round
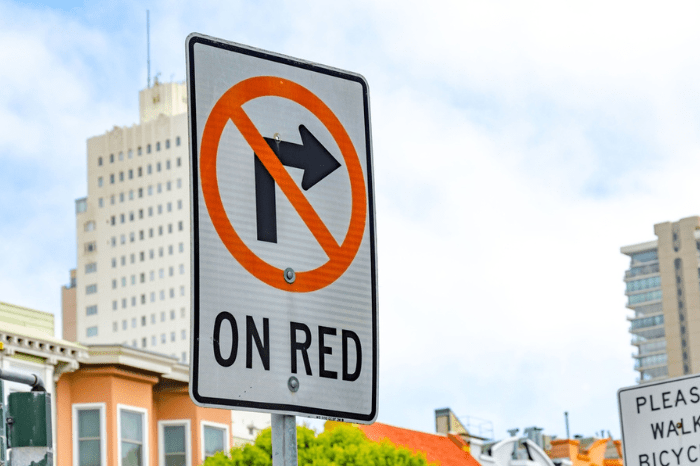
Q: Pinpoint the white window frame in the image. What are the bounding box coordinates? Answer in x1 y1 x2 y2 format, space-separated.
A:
200 421 230 462
117 404 149 466
72 402 107 466
158 419 192 466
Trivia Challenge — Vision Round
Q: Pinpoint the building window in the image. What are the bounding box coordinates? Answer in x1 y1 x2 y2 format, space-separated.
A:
176 136 181 146
177 179 182 189
181 330 186 340
98 198 104 208
113 301 118 311
157 183 162 193
128 149 133 159
86 284 97 295
86 305 97 316
166 181 171 191
156 142 161 152
86 326 98 337
179 243 184 253
177 157 181 167
129 190 134 200
118 406 147 466
73 403 107 466
119 151 124 161
85 262 97 274
138 167 143 177
201 422 229 461
110 154 114 163
165 139 171 149
157 162 161 172
166 160 171 170
113 322 118 332
178 221 183 231
161 333 166 344
98 156 103 166
110 174 115 184
147 144 152 154
147 165 152 175
119 171 124 182
138 146 142 156
97 177 103 187
128 169 133 180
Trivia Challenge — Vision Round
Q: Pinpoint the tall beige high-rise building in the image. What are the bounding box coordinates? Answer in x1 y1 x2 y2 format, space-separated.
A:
621 216 700 383
65 81 271 443
69 81 191 362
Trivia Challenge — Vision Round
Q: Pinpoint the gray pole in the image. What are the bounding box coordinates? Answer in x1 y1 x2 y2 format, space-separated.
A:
147 10 150 88
0 368 45 391
271 414 297 466
564 412 570 439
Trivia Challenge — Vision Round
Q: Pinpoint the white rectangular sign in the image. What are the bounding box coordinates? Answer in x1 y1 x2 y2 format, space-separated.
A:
186 33 378 423
618 374 700 466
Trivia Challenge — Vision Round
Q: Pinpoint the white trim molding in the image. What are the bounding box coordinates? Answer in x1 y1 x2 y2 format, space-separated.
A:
200 420 230 462
72 402 107 466
117 404 149 466
158 419 192 466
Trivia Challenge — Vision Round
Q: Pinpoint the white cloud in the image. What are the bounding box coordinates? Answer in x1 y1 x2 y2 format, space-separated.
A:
4 0 700 441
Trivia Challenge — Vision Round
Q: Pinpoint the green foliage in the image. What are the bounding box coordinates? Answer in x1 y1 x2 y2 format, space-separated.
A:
202 423 431 466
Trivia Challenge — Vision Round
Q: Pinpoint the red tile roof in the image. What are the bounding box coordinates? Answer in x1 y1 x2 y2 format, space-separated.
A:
356 422 481 466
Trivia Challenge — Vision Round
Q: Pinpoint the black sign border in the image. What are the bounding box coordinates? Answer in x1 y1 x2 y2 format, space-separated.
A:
186 33 378 423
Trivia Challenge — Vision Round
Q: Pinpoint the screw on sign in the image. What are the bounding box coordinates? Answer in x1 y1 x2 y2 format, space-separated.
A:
188 34 377 424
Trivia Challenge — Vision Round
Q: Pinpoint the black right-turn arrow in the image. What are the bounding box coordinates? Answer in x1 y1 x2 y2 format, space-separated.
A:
254 125 341 243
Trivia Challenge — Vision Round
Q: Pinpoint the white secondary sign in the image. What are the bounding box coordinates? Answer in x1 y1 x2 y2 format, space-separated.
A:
618 374 700 466
186 33 378 423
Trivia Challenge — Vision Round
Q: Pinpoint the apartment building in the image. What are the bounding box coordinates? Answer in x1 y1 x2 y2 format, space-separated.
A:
621 216 700 383
69 81 190 362
64 80 271 442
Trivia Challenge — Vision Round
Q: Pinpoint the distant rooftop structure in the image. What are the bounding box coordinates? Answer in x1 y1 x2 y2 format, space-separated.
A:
0 300 54 336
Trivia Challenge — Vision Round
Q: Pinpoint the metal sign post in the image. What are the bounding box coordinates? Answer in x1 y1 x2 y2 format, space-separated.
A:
271 414 297 466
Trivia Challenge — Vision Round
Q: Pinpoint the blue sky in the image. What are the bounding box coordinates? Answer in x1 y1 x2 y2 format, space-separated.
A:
4 0 700 443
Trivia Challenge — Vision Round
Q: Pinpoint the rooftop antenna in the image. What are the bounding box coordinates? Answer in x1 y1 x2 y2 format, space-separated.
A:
147 10 151 88
564 412 570 439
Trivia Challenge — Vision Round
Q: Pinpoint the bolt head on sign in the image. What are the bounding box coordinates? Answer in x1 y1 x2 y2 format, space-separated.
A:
186 33 378 423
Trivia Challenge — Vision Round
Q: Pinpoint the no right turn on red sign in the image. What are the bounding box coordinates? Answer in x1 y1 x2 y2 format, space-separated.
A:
186 33 378 423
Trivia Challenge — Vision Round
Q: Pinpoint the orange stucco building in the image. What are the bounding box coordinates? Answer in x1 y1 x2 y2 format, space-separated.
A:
56 344 232 466
549 438 623 466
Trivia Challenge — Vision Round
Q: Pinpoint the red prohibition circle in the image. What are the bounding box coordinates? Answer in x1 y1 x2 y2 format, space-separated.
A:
200 76 367 292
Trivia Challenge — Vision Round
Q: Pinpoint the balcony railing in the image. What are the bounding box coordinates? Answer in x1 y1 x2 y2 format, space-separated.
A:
625 263 660 279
